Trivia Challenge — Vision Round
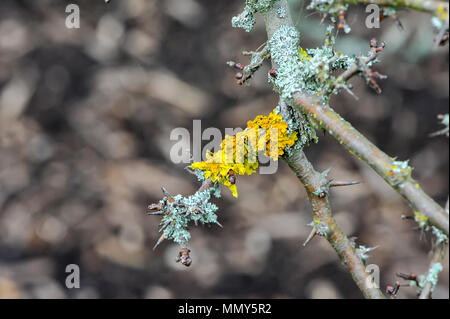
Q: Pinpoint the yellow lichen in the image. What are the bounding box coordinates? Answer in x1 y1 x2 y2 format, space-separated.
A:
414 211 428 228
437 5 448 21
191 110 298 197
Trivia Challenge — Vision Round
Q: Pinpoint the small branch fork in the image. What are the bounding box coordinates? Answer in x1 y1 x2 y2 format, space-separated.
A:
227 45 270 86
147 179 214 266
328 38 387 97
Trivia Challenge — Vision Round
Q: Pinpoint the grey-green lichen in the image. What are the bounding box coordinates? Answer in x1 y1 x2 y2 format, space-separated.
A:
157 188 221 246
431 226 448 243
268 24 361 153
275 103 318 155
232 0 280 32
418 262 443 292
308 0 350 32
387 159 413 185
268 25 354 103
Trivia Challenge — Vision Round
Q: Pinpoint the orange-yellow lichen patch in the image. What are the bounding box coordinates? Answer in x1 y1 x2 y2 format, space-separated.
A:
191 110 297 197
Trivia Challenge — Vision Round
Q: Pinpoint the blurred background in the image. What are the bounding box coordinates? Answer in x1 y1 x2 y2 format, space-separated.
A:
0 0 448 299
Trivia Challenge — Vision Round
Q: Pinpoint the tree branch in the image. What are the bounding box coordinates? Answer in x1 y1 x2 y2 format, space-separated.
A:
291 94 449 236
335 0 448 13
263 0 385 299
284 146 386 299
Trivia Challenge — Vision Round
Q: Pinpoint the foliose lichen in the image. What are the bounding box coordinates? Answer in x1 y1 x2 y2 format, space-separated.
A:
419 262 443 292
268 25 354 102
232 0 280 32
158 189 221 246
274 103 318 156
268 24 360 152
431 226 448 244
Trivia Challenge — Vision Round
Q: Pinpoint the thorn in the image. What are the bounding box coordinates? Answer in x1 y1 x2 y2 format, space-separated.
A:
159 221 171 233
392 14 404 30
303 228 317 247
215 221 223 228
153 233 165 250
321 167 332 178
429 128 449 138
329 180 361 188
319 13 328 25
401 214 414 220
184 166 196 175
148 203 163 211
343 85 359 100
147 211 163 215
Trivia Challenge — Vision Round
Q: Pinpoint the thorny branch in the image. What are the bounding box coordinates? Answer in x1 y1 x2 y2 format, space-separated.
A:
284 145 386 299
147 178 215 266
264 1 385 298
291 93 449 236
417 197 449 298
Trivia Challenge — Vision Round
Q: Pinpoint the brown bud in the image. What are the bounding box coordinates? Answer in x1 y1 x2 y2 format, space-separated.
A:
269 69 277 78
176 248 192 267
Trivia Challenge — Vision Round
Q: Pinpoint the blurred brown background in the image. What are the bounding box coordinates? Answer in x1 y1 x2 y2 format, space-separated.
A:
0 0 448 299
